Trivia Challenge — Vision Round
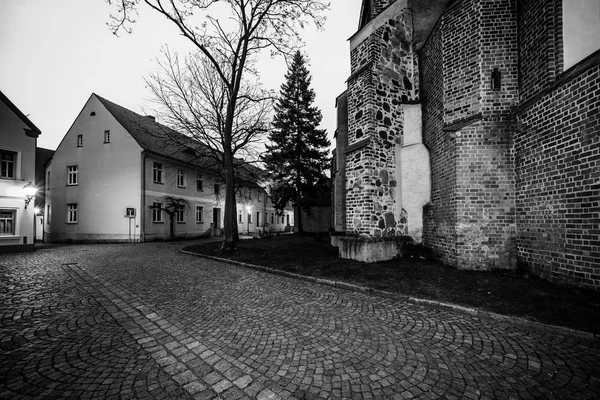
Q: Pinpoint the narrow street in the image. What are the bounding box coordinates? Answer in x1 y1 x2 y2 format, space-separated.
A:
1 242 599 399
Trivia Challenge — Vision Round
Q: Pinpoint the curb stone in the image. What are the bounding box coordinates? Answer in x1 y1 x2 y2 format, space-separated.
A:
179 249 599 347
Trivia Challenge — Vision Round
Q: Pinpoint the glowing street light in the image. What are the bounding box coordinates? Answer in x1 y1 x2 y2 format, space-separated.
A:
22 182 37 209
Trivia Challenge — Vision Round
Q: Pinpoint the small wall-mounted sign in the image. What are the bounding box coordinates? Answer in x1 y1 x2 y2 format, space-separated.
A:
125 208 136 218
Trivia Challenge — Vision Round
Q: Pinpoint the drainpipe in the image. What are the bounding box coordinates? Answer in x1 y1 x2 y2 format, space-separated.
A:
141 150 148 242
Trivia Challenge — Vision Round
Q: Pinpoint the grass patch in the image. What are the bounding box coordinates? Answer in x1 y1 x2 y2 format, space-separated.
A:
183 235 600 333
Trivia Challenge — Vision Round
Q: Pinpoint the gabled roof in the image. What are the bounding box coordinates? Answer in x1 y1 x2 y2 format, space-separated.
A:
94 93 265 185
94 93 210 168
0 90 41 138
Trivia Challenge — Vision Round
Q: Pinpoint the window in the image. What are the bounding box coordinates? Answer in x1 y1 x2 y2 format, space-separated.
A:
67 165 78 185
0 150 16 179
287 214 290 225
196 206 204 223
248 213 252 224
176 207 185 223
177 168 186 187
196 174 203 191
153 162 163 183
152 202 163 223
0 211 15 235
256 212 261 226
271 213 274 224
238 210 243 223
46 205 50 225
67 204 78 223
77 134 83 147
104 130 111 143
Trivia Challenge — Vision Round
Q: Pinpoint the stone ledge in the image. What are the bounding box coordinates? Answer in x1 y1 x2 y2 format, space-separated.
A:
344 137 371 154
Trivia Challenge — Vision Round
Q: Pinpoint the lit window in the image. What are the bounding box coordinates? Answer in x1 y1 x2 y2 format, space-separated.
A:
196 206 204 223
67 166 78 185
67 204 78 223
104 130 111 143
77 134 83 147
0 210 15 235
177 168 186 188
176 206 185 223
0 150 16 179
153 163 163 183
152 202 163 223
196 174 203 191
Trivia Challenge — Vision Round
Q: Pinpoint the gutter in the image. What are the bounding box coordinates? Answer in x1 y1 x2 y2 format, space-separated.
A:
141 150 148 242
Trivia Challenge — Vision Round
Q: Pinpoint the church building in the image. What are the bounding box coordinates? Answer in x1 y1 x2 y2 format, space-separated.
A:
332 0 600 290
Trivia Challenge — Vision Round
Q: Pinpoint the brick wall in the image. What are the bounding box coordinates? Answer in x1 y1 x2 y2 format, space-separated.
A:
421 20 458 265
517 0 563 101
421 0 519 270
515 61 600 290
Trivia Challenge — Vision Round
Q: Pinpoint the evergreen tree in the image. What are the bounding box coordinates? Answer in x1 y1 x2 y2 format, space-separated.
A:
262 51 330 234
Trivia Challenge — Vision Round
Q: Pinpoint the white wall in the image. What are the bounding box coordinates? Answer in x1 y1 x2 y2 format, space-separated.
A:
46 95 142 242
0 98 37 250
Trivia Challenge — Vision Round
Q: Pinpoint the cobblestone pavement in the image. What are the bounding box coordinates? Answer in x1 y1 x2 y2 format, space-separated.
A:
1 243 599 399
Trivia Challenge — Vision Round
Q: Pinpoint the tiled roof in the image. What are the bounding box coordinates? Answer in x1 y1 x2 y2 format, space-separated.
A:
94 93 264 184
94 93 212 168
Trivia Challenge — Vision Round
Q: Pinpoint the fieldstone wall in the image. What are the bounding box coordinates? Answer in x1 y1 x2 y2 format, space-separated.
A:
346 4 421 238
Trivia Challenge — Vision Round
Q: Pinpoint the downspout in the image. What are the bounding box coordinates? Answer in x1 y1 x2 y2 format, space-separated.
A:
141 150 148 242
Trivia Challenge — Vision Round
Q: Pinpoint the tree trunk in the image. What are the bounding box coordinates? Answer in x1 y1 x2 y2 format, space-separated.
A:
169 214 175 239
221 149 237 251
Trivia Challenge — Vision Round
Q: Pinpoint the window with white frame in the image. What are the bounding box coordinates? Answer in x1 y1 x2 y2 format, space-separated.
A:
67 165 78 185
238 210 243 223
177 168 186 187
196 174 203 191
152 202 163 223
77 134 83 147
176 206 185 223
196 205 204 223
153 162 163 183
0 150 16 179
0 210 15 235
67 204 78 223
104 130 111 143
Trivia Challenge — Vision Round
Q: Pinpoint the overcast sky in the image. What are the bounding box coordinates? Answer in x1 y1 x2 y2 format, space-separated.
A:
1 0 362 151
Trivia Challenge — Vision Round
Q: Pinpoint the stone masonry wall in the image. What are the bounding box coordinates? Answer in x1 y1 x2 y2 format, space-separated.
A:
346 6 419 236
515 61 600 290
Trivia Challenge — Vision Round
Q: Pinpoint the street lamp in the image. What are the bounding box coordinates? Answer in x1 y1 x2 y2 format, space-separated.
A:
246 205 251 234
23 182 37 209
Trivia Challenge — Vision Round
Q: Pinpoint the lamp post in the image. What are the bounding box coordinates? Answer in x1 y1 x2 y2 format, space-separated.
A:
246 205 251 234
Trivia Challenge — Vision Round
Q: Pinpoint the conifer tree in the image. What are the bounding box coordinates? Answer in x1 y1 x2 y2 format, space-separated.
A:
262 51 330 234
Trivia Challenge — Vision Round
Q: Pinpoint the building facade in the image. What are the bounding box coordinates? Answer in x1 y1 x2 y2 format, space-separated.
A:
0 90 41 252
334 0 600 289
45 93 291 243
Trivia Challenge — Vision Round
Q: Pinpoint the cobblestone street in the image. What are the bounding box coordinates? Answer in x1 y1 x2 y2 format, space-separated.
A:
1 243 599 399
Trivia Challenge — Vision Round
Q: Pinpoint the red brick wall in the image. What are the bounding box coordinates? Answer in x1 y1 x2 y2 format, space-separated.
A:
515 62 600 290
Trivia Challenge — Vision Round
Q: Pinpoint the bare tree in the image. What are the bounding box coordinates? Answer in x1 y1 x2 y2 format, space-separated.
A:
149 196 190 239
107 0 329 250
